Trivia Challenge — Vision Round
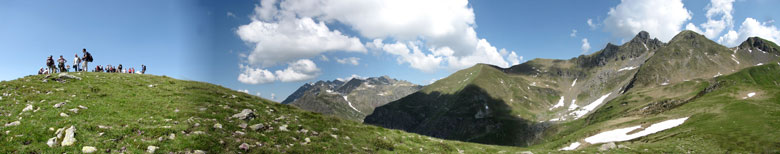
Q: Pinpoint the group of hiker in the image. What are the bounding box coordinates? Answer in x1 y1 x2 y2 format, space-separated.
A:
38 48 146 75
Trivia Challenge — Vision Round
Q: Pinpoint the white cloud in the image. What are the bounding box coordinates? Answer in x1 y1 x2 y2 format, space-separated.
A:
238 59 321 84
603 0 692 42
718 18 780 46
227 12 237 18
270 93 276 100
274 59 321 82
335 57 360 65
251 0 513 72
256 92 262 97
238 89 249 93
236 17 365 67
685 23 702 33
445 39 509 70
319 55 330 61
336 74 365 81
581 38 591 54
570 29 577 37
587 18 597 29
507 51 522 66
373 40 443 72
238 65 276 84
687 0 735 39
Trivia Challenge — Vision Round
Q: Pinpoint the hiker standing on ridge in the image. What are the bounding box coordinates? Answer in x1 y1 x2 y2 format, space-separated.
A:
141 64 146 74
81 48 93 72
73 54 81 72
57 55 67 73
46 55 55 74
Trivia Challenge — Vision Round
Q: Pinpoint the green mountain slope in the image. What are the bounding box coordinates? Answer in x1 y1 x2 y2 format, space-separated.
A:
538 63 780 153
0 73 530 153
365 30 780 152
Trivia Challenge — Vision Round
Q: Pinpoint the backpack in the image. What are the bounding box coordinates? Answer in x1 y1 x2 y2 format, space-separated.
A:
85 52 93 62
47 59 54 66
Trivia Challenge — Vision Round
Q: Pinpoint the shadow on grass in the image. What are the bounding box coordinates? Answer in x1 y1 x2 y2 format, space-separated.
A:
365 85 548 147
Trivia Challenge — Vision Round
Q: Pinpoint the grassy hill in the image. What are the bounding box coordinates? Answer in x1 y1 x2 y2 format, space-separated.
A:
537 63 780 153
0 72 531 153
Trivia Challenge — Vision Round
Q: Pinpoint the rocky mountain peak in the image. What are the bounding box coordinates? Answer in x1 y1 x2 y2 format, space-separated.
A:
739 37 780 54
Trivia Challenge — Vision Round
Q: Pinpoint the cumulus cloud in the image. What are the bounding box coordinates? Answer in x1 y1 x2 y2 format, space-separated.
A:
581 38 591 54
237 65 276 84
270 93 276 100
238 89 249 93
603 0 692 42
587 18 597 29
718 18 780 46
236 17 365 67
336 74 365 82
371 40 443 72
227 12 237 18
255 0 513 71
687 0 735 39
238 59 321 84
507 51 522 66
335 57 360 65
570 29 577 37
319 55 330 61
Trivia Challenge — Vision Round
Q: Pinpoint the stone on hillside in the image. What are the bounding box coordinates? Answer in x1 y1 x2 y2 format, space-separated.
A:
231 109 255 120
53 102 66 108
239 143 250 151
61 125 76 146
279 125 288 131
599 142 617 151
168 133 175 140
78 105 88 109
22 104 33 112
213 123 222 129
69 108 79 113
250 124 264 131
82 146 98 153
238 123 247 129
147 145 158 153
4 121 20 127
192 150 206 154
58 73 82 80
60 112 69 117
46 137 58 147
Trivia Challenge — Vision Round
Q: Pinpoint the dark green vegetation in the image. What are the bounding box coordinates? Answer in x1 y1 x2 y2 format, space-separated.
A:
0 73 531 153
366 30 780 152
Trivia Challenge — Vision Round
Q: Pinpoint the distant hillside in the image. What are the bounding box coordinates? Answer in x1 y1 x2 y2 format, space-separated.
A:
365 30 780 152
0 73 530 153
282 76 421 121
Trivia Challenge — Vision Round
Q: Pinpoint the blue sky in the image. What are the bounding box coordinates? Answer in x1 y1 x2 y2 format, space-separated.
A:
2 0 780 102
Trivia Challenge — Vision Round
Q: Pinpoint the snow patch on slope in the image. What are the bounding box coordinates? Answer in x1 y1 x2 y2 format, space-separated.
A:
583 117 689 144
743 92 756 99
343 96 361 113
617 66 637 72
571 93 612 119
571 78 577 87
560 142 581 151
551 96 565 110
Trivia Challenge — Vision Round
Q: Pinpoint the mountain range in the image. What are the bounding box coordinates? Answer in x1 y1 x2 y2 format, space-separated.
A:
282 76 422 121
363 30 780 151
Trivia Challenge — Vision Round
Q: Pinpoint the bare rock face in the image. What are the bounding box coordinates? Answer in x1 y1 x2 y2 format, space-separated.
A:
599 142 617 151
4 121 20 127
231 109 255 120
82 146 97 153
61 125 77 146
